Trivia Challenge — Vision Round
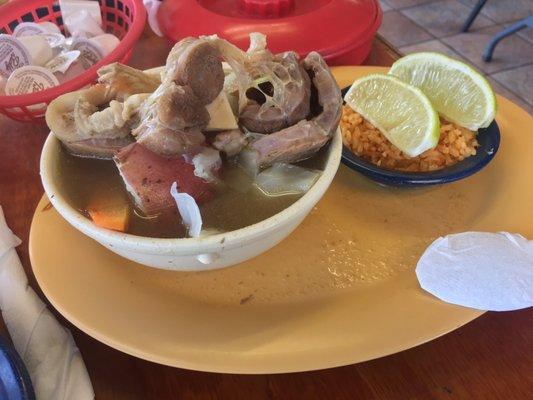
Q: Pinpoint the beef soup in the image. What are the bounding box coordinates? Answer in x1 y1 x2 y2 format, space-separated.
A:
56 145 330 238
45 33 342 239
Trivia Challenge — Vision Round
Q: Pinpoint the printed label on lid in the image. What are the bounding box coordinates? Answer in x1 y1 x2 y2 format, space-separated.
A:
0 35 32 78
5 65 59 95
71 38 104 69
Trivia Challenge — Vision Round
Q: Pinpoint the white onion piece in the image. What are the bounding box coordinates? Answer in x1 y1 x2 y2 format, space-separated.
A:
254 163 321 196
170 182 202 238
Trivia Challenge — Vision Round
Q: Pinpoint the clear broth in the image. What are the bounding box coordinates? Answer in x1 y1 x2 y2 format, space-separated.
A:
57 145 328 238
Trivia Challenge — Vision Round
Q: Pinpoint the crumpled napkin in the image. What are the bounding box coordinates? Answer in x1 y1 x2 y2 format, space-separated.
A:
416 232 533 311
63 9 105 38
59 0 103 28
0 206 94 400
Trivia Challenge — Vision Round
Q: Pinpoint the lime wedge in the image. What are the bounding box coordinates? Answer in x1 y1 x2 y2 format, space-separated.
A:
389 52 496 130
344 74 440 157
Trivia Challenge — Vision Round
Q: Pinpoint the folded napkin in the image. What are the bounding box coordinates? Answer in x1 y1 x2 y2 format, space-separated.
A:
0 206 94 400
417 232 533 311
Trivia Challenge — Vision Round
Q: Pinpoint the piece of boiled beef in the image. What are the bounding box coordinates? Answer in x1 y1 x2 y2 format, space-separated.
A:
114 143 215 215
211 129 247 157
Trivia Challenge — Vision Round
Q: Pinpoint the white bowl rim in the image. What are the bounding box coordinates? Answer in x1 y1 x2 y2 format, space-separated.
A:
40 128 342 252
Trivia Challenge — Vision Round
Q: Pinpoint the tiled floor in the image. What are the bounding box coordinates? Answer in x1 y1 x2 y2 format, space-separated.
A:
378 0 533 115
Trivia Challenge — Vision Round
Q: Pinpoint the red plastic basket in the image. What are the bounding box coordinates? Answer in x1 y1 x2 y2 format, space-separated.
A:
0 0 146 122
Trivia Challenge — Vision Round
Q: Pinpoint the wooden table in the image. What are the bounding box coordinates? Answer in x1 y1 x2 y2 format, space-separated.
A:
0 30 531 400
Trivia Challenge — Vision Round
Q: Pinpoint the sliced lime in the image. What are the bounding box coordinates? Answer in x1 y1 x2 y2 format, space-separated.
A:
344 74 440 157
389 52 496 130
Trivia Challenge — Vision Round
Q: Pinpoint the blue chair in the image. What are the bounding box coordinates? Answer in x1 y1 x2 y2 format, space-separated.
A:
482 16 533 61
461 0 533 62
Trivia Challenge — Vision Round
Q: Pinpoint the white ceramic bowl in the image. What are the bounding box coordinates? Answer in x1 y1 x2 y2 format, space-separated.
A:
40 129 342 271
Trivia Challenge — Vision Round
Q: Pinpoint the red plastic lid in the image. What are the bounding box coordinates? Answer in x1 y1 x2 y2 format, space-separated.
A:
158 0 381 64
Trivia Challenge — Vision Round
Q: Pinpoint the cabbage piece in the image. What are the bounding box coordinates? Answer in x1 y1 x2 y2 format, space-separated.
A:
192 148 221 183
254 163 322 196
170 182 202 237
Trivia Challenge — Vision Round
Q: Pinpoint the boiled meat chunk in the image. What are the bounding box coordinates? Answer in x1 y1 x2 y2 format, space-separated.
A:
211 129 247 157
132 38 226 157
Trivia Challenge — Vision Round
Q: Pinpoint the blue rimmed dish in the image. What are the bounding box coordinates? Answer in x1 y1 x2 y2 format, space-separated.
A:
340 86 501 187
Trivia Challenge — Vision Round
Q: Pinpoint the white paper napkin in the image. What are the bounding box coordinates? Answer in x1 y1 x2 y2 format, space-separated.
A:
417 232 533 311
0 206 94 400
